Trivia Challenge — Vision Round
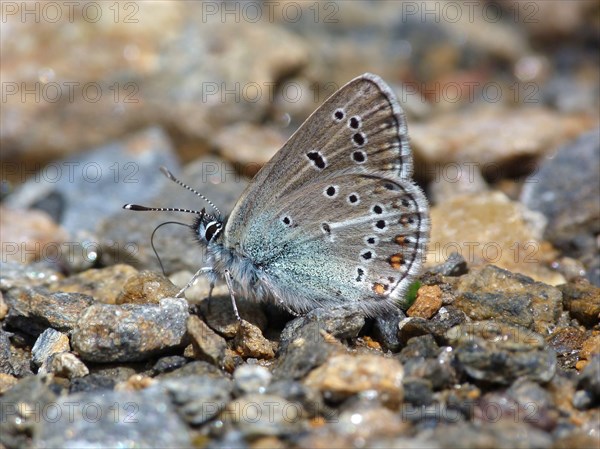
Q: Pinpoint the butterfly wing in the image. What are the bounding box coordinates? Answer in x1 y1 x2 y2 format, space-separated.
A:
239 173 429 315
222 73 429 314
225 73 414 240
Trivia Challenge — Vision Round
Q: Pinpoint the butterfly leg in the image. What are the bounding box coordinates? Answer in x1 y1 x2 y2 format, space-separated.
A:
260 276 302 317
223 269 242 322
176 266 213 298
278 298 301 317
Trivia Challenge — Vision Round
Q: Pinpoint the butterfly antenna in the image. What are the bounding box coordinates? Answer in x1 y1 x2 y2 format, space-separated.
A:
150 221 192 275
123 204 205 215
160 167 222 217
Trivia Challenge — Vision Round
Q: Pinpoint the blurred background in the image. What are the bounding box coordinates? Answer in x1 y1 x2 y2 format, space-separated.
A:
1 0 599 286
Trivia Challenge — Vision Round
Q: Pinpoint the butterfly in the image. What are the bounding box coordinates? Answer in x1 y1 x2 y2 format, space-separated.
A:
124 73 430 318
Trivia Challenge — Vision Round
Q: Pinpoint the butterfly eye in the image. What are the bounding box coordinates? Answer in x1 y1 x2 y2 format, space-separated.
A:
204 221 222 242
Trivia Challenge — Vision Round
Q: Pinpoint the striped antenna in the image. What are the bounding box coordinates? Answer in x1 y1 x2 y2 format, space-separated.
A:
123 204 205 215
160 167 222 217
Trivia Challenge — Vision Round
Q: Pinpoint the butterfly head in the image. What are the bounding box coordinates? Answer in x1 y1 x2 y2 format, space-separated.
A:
193 209 224 245
123 167 226 248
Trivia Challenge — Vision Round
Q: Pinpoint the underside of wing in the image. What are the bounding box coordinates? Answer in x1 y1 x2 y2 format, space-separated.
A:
225 73 414 245
237 174 429 315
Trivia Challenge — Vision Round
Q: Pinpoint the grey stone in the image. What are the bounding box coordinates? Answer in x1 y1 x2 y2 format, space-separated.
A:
266 380 328 420
4 288 94 336
158 360 228 380
233 364 272 396
0 261 62 291
33 388 191 449
151 355 188 375
447 321 557 385
272 320 335 381
46 352 89 379
454 265 563 334
31 328 70 368
521 129 600 285
69 374 116 394
372 310 405 352
6 127 178 238
403 377 434 406
152 375 233 425
1 376 57 449
71 297 189 362
187 314 228 367
577 356 600 404
222 394 306 437
428 252 468 277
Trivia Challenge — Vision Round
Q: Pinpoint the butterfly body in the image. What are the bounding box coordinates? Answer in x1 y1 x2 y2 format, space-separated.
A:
190 73 430 317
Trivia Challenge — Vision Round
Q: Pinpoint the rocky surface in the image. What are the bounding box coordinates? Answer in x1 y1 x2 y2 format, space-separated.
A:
2 1 599 448
522 129 600 285
1 259 598 449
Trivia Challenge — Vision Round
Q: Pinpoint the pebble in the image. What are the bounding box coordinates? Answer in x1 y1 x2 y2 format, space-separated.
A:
0 329 18 376
158 360 227 380
447 321 557 384
222 394 305 437
266 380 327 420
429 161 489 203
559 279 600 327
199 292 267 338
411 106 592 170
0 261 62 291
279 305 366 342
151 375 232 425
521 129 600 285
402 377 434 406
398 306 467 345
0 373 18 394
577 334 600 371
507 378 555 423
427 192 565 285
329 400 411 443
49 264 138 304
151 355 189 375
372 310 405 352
187 314 228 367
272 320 336 381
398 335 440 362
428 421 553 449
0 207 69 265
5 128 179 237
402 353 457 391
407 285 443 319
69 373 116 394
0 291 7 320
71 297 189 362
213 123 287 175
46 352 89 379
577 356 600 405
427 251 468 277
33 388 192 448
233 320 276 360
4 288 94 336
454 264 563 334
546 325 587 369
233 364 273 396
115 270 180 304
31 328 70 369
304 353 404 409
1 375 58 449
